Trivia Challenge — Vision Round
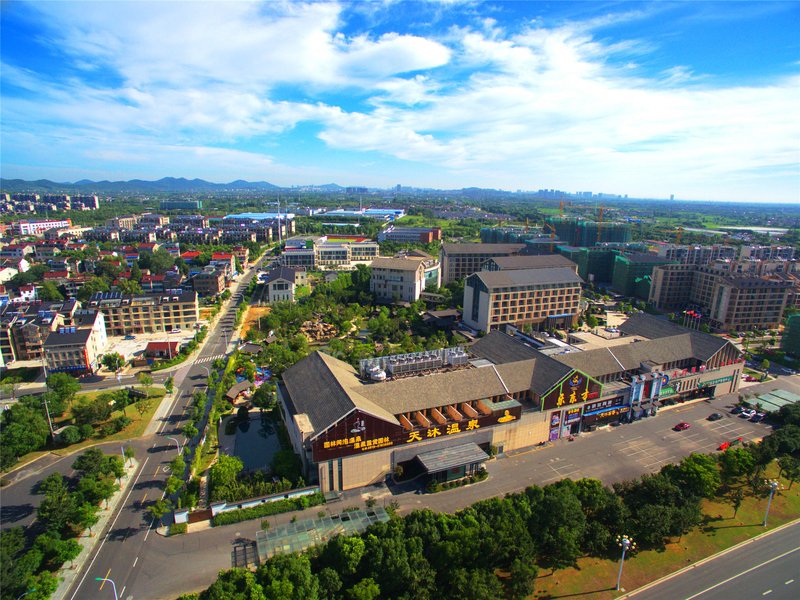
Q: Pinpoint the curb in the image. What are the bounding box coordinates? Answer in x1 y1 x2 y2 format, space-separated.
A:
52 457 142 600
622 517 800 598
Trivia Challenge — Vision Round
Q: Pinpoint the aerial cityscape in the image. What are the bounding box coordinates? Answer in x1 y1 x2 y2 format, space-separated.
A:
1 2 799 600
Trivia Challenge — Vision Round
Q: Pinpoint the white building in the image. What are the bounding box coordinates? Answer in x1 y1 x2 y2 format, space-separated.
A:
370 257 426 303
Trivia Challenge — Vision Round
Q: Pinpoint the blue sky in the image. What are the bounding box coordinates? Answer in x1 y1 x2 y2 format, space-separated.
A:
1 1 798 202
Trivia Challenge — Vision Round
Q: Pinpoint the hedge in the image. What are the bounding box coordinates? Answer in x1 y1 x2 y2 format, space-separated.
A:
169 523 188 536
212 492 325 527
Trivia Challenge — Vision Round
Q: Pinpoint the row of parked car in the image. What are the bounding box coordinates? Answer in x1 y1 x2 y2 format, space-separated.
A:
731 405 766 423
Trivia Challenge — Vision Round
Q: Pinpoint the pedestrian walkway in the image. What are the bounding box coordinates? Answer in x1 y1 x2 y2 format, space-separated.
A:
51 458 141 600
194 354 227 365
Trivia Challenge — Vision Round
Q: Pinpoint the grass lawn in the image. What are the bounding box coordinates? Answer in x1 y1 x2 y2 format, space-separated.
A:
530 465 800 600
50 388 166 456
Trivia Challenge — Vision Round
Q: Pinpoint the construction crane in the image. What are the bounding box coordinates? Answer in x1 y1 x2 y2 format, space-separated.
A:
596 205 605 244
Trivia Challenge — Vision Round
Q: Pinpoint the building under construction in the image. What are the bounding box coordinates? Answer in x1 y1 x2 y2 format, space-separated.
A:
545 217 631 247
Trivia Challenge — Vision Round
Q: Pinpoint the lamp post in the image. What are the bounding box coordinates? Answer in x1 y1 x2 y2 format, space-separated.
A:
615 534 636 591
95 577 119 600
167 436 182 455
763 479 781 527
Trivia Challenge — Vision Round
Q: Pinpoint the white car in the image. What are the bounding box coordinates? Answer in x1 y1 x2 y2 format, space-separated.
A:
739 408 757 419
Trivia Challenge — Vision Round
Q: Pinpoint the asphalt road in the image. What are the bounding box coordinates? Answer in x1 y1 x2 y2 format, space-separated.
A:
628 520 800 600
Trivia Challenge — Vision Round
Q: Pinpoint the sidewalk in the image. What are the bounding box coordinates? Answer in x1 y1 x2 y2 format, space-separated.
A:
51 457 141 600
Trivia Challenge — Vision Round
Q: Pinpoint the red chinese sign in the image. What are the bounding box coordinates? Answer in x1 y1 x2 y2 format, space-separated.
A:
540 370 602 411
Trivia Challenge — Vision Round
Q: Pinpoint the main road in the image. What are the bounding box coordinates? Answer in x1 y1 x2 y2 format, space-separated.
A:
54 253 273 600
627 520 800 600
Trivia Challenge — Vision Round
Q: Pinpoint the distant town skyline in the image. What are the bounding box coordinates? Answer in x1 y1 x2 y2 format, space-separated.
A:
1 1 798 203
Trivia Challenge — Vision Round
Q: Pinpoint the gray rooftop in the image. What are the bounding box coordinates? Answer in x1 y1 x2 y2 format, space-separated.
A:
416 443 488 473
442 243 526 254
472 267 583 288
486 255 577 271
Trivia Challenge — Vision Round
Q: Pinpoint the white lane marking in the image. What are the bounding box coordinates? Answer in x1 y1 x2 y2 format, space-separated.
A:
120 586 126 597
685 546 800 600
68 457 150 600
144 517 156 541
786 579 795 585
762 590 772 596
133 556 138 568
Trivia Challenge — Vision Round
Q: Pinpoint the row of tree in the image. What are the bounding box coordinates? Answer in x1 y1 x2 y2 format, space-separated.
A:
1 449 129 600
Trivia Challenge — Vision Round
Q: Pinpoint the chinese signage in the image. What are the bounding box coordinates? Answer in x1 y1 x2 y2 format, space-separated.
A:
659 386 676 397
564 408 582 424
312 404 523 462
584 396 625 413
698 376 733 388
540 370 602 411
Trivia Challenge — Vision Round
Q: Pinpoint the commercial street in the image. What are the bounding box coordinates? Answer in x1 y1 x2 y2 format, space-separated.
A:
627 520 800 600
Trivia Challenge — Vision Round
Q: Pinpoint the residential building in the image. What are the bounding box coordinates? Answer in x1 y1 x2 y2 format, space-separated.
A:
440 243 526 285
739 245 795 261
370 257 426 303
611 253 675 299
44 310 107 375
139 213 171 227
106 215 140 230
160 199 202 210
192 268 227 297
145 341 181 360
266 267 301 304
545 217 631 246
377 226 442 243
171 215 209 228
650 263 794 332
0 299 78 364
463 267 583 333
86 290 199 335
13 219 72 237
654 244 737 265
279 236 380 271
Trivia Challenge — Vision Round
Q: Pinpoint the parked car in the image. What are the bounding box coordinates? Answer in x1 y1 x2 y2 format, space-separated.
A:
124 335 136 340
731 406 744 414
170 328 181 333
749 412 766 423
674 422 691 431
739 408 757 419
707 413 724 421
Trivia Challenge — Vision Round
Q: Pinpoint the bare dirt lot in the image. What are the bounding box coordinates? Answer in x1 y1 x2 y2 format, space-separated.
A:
241 306 271 339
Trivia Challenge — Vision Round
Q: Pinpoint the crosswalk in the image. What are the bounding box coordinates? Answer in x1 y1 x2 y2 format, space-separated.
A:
195 354 227 365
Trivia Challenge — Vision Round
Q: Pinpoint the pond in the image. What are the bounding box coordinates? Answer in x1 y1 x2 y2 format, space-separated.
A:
233 413 283 472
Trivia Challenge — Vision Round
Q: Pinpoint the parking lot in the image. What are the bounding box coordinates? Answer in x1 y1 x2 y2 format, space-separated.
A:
109 328 199 361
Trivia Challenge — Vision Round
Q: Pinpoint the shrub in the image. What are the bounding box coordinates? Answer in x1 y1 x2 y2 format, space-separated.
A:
59 426 82 446
113 415 132 432
211 492 325 527
169 523 188 536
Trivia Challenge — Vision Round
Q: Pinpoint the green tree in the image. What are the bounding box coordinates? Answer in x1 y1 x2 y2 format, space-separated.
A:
147 499 172 526
137 372 153 395
39 280 64 301
209 454 244 496
199 568 266 600
135 398 153 418
36 474 79 536
34 531 82 570
139 248 175 275
130 261 142 282
72 396 113 425
102 352 126 372
778 455 800 489
182 423 198 440
730 487 745 518
719 447 756 484
60 425 82 445
76 276 111 302
508 558 538 599
760 358 770 371
124 446 135 466
165 475 184 496
0 404 50 469
165 376 175 394
346 577 380 600
75 502 100 535
666 453 721 499
46 372 81 405
117 278 143 295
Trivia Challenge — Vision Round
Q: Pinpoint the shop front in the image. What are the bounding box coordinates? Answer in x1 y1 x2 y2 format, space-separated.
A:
581 397 628 430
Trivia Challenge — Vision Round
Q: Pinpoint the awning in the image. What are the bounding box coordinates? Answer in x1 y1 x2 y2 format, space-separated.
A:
416 443 488 474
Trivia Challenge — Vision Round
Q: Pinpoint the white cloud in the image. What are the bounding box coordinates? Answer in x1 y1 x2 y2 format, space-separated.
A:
2 1 798 201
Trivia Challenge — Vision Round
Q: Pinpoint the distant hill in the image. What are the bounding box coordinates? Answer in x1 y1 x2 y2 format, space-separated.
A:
0 177 281 194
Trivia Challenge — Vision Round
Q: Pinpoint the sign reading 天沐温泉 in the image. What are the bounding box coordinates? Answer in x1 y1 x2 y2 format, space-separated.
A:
540 370 603 411
311 404 523 462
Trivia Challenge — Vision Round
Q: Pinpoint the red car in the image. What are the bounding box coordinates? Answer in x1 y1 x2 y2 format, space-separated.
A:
674 422 691 431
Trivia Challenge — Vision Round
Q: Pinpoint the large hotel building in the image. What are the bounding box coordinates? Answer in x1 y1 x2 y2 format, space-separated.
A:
279 314 743 493
439 243 525 285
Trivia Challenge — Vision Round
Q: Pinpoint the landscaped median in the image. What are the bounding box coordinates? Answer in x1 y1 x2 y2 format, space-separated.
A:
211 490 325 527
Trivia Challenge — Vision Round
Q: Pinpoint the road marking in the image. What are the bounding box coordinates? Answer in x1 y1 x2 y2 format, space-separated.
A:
762 590 772 596
684 546 800 600
68 456 149 600
786 579 794 585
99 568 111 590
120 586 126 597
133 556 138 568
141 493 148 504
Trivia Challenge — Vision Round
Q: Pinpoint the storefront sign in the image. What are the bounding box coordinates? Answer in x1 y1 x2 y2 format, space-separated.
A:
698 375 733 388
583 396 625 413
312 404 523 462
583 405 629 424
565 408 582 424
659 386 676 397
550 412 561 427
540 370 603 411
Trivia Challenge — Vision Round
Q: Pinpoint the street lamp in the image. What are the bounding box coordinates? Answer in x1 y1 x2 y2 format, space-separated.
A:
763 479 781 527
615 534 636 591
167 436 182 455
95 577 119 600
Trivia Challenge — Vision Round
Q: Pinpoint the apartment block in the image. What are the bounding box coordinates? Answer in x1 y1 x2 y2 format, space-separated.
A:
370 257 426 303
13 219 72 237
440 243 526 285
86 291 199 335
279 237 380 271
463 267 583 333
377 226 442 244
44 310 107 375
654 244 737 265
192 268 227 297
266 267 301 304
